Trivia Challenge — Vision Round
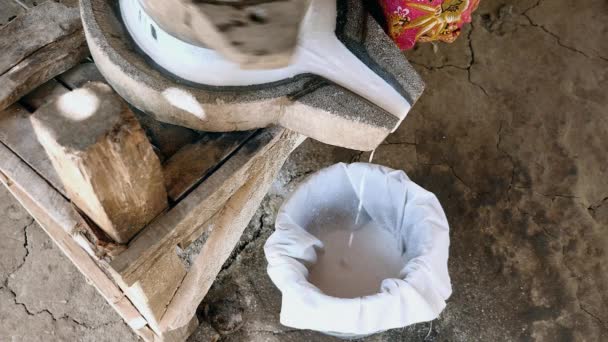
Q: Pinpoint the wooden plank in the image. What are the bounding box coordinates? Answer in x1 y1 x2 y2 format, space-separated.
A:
0 0 25 27
163 131 255 202
160 128 304 334
0 104 66 195
0 0 88 111
158 316 199 342
15 0 79 10
0 141 149 334
57 62 106 90
111 127 302 285
0 1 80 75
30 83 168 243
133 110 203 164
20 79 70 110
111 251 186 335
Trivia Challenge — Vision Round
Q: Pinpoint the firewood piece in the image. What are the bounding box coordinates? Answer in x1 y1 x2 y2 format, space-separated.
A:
163 131 256 202
30 82 168 244
0 0 87 111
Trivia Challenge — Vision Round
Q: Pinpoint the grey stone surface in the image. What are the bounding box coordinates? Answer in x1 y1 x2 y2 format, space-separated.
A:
2 0 607 340
79 0 419 150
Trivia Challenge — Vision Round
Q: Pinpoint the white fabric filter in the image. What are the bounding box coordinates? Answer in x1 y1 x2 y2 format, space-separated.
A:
264 163 452 336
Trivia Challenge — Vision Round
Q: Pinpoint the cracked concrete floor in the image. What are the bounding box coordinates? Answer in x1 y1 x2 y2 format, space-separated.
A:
2 0 607 340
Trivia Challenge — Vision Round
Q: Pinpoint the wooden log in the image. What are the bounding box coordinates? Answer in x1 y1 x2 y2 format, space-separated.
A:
160 128 303 334
163 131 255 202
30 82 168 244
0 0 88 111
0 141 151 337
111 128 304 285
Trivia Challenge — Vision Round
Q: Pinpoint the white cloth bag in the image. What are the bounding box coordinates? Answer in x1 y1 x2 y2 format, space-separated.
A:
264 163 452 336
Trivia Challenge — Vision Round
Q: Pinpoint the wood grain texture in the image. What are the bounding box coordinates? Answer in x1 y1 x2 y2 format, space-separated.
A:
111 251 186 335
20 79 70 110
0 141 150 335
161 128 304 333
111 127 304 285
0 104 66 195
0 0 25 27
0 1 80 75
133 109 203 164
0 0 88 111
30 83 168 244
163 131 256 202
57 62 107 89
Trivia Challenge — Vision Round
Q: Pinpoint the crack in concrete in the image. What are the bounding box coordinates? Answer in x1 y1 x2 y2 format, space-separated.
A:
249 328 302 336
407 21 489 96
515 196 607 331
588 197 608 213
467 21 490 97
7 274 114 330
447 163 475 194
521 1 607 62
10 219 35 276
5 223 118 331
380 141 417 147
496 121 516 190
522 0 542 17
410 61 468 71
556 234 607 330
580 304 607 330
419 160 479 196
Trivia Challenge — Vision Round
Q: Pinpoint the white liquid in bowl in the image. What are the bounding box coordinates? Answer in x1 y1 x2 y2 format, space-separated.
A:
308 220 406 298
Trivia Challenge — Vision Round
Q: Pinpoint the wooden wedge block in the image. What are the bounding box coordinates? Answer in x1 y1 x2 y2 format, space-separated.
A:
0 0 88 111
30 82 168 244
111 251 187 335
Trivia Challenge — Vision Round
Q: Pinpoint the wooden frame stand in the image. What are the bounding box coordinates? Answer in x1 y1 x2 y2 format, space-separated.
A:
0 61 304 341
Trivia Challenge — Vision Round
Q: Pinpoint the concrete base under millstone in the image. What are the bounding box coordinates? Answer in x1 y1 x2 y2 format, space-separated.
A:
80 0 424 151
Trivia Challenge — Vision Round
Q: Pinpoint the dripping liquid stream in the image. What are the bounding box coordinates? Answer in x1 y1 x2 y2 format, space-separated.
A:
348 149 375 249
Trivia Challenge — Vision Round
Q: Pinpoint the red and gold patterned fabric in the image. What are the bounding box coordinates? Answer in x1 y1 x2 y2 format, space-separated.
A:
379 0 480 50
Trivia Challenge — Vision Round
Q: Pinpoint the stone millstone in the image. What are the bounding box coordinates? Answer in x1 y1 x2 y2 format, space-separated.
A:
80 0 425 151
